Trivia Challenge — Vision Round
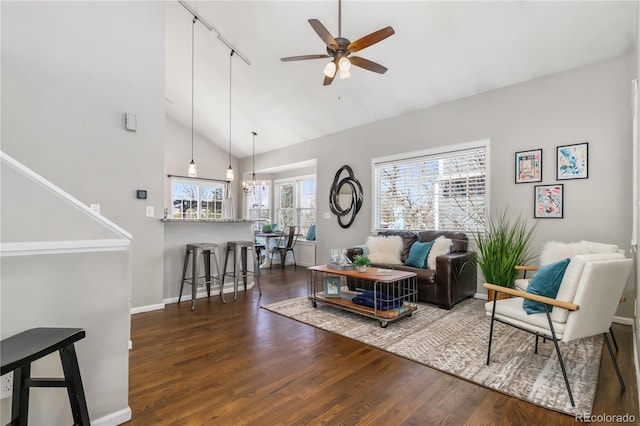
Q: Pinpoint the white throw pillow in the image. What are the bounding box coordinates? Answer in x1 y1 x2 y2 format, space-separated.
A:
539 241 588 266
427 236 452 270
540 240 619 266
366 235 403 265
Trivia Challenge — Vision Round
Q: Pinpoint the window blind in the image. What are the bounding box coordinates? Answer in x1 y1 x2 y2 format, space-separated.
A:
373 146 486 233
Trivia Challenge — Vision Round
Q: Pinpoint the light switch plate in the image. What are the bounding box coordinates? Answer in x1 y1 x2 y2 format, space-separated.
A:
323 212 331 219
145 206 154 218
125 113 137 131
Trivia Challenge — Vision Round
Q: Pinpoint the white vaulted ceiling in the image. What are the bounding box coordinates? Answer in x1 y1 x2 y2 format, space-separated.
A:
165 1 636 159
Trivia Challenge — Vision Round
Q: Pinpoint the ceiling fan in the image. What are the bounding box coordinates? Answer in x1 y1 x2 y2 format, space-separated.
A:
280 0 395 86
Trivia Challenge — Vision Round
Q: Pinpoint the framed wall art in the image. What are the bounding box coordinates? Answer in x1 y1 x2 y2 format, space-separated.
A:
557 142 588 180
515 149 542 183
534 184 564 219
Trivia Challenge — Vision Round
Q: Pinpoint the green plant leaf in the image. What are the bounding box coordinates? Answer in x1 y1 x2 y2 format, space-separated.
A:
473 209 537 288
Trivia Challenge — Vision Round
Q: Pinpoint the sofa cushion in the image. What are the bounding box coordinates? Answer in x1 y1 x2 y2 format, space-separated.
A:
523 258 571 314
377 231 417 262
366 235 403 264
427 236 452 270
405 241 434 268
417 231 468 253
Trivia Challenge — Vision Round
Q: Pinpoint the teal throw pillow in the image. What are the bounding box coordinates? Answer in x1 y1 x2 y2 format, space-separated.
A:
523 258 571 314
306 224 316 241
405 241 434 268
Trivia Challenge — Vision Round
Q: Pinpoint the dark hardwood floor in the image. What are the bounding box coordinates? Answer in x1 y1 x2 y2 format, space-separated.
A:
128 267 638 425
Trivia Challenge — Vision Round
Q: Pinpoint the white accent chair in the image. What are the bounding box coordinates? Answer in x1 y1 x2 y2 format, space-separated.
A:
513 240 623 349
484 252 633 407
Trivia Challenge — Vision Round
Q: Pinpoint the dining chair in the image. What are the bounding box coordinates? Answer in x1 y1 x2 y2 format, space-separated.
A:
270 225 300 269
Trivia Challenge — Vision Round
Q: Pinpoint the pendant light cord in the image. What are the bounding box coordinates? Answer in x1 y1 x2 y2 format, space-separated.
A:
229 49 235 167
191 17 196 162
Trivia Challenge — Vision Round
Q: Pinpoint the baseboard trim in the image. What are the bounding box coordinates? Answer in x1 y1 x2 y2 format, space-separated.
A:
130 303 165 315
613 315 633 325
162 282 256 305
473 292 488 301
91 406 131 426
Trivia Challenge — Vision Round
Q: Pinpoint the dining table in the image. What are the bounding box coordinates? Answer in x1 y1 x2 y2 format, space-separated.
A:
254 231 285 268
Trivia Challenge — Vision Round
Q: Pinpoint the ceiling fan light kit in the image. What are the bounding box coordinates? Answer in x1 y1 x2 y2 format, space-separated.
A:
338 57 351 72
280 0 394 85
323 61 337 78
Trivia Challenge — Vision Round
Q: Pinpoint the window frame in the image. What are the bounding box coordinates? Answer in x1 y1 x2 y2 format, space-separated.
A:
246 182 272 232
371 139 490 233
170 177 225 220
274 174 317 236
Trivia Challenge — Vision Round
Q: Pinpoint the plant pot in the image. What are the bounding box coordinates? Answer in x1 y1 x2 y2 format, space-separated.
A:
487 288 512 302
356 265 367 272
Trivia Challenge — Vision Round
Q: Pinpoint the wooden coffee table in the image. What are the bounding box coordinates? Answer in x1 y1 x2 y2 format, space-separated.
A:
307 265 418 328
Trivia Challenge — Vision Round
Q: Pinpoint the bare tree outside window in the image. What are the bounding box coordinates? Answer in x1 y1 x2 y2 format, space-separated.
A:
171 179 224 220
248 184 270 231
374 146 486 233
274 176 316 235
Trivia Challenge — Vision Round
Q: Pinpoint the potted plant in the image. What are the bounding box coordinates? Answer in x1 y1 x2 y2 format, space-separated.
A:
352 254 371 272
474 209 537 301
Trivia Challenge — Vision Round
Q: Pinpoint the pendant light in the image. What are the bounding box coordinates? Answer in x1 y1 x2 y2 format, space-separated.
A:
187 17 198 177
226 49 235 181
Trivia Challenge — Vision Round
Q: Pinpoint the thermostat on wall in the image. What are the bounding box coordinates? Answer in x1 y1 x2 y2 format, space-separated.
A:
136 190 147 199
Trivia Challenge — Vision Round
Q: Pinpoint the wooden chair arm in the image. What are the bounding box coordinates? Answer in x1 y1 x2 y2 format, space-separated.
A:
515 265 538 271
483 283 579 311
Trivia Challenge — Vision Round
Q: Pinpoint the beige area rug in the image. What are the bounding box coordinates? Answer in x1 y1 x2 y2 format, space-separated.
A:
261 297 603 416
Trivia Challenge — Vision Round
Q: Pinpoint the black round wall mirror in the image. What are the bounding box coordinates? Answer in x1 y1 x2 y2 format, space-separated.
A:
329 165 363 228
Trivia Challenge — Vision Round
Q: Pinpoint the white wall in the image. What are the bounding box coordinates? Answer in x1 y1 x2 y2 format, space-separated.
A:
1 2 166 309
1 250 132 425
242 53 636 318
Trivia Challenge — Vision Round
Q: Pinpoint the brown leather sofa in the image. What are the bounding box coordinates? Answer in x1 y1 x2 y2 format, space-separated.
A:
346 230 477 309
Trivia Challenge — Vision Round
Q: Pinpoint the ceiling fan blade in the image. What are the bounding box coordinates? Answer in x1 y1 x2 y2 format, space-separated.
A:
281 54 331 62
347 26 395 53
308 19 339 50
350 56 388 74
323 73 336 86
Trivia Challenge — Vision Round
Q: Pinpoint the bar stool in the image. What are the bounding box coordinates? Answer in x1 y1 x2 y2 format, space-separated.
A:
222 241 262 300
1 328 90 426
179 243 223 310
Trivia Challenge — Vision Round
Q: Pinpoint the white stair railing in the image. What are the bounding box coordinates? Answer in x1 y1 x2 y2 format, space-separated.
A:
0 151 131 257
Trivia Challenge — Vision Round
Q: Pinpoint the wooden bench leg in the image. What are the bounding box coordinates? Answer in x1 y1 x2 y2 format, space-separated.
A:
60 344 90 426
12 365 30 426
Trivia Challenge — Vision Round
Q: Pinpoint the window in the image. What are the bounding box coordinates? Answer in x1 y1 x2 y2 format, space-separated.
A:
247 183 271 232
275 175 316 235
373 142 487 233
171 178 224 219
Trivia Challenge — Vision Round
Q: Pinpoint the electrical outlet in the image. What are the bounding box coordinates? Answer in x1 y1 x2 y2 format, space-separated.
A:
1 372 13 399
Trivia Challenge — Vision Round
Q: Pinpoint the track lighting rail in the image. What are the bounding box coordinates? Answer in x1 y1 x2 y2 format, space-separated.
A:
178 0 251 66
